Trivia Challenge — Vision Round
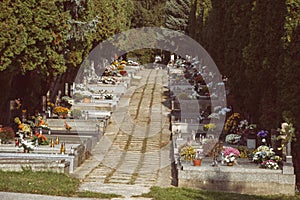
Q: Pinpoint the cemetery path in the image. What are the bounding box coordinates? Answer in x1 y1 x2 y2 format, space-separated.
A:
73 69 172 198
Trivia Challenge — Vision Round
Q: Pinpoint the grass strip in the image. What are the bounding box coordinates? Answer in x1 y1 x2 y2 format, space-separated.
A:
138 186 300 200
0 170 121 199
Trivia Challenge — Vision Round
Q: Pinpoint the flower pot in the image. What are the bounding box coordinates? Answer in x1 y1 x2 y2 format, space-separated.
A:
24 149 30 153
227 162 234 166
193 159 201 166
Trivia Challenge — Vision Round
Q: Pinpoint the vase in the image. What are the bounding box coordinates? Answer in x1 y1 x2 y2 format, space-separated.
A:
227 162 234 166
24 149 30 153
193 159 201 166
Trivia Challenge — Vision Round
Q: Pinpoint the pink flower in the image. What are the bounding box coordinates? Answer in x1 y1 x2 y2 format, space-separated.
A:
223 147 240 157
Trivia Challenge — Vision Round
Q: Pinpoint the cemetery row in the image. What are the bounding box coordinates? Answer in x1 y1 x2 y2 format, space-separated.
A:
0 58 142 174
168 57 296 196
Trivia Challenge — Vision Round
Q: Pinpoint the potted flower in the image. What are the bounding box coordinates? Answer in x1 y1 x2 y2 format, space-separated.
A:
193 149 203 166
223 147 240 166
53 106 69 118
179 145 195 162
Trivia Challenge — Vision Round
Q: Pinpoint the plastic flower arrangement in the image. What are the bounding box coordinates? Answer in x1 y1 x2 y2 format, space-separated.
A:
180 145 195 161
223 147 240 163
225 134 241 144
252 145 275 164
260 160 279 170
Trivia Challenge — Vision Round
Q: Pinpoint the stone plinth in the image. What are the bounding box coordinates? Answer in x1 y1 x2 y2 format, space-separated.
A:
47 135 93 153
0 158 70 174
47 119 105 132
0 143 84 173
178 158 296 196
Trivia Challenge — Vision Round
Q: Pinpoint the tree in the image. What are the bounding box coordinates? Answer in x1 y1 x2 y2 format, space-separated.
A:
0 0 134 122
165 0 192 33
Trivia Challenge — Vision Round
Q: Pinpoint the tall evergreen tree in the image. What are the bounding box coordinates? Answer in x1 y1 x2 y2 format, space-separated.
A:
165 0 192 33
243 0 286 128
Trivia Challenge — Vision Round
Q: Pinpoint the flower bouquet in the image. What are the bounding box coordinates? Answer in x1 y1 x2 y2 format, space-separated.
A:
15 117 32 138
31 132 49 145
224 113 240 134
252 145 275 164
53 106 69 118
260 160 279 170
223 147 240 165
225 134 241 144
35 115 50 131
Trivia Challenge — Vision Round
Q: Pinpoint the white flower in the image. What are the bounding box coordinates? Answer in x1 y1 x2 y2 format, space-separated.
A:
20 139 35 151
224 153 236 163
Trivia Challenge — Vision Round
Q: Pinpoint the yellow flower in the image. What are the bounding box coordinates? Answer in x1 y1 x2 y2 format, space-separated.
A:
203 123 216 131
14 117 21 125
53 106 69 115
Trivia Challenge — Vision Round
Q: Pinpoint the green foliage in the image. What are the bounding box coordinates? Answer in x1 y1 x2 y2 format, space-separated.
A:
165 0 192 32
0 0 134 120
0 0 70 75
131 0 167 28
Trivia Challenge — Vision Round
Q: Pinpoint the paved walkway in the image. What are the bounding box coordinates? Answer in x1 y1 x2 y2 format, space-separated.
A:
71 69 173 198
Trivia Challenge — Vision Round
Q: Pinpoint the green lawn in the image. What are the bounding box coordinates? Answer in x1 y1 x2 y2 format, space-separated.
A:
0 170 121 199
139 186 300 200
0 170 299 200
